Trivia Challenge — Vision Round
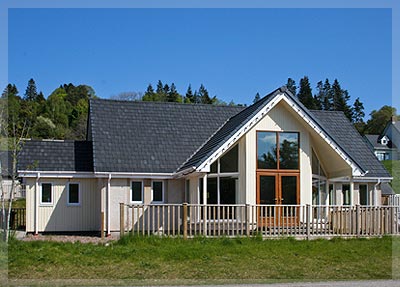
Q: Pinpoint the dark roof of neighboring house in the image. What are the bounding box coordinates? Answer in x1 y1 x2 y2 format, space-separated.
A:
18 140 93 172
394 121 400 133
364 134 396 150
0 151 12 178
310 111 391 178
381 182 395 196
88 99 244 173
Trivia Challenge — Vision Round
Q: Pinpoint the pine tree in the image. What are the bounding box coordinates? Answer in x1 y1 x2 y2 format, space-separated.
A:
185 85 195 103
332 79 352 121
167 83 181 102
253 92 261 103
314 81 324 110
286 78 297 96
142 84 156 101
2 84 18 98
24 78 38 101
322 79 333 111
352 97 366 133
198 84 213 104
297 76 316 109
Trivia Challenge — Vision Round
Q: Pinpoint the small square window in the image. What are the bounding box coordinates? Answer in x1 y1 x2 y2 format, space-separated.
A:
152 181 163 203
131 181 143 203
41 183 52 204
68 183 80 205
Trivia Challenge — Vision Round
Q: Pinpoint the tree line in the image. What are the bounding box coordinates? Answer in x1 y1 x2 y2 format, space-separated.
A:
0 78 398 142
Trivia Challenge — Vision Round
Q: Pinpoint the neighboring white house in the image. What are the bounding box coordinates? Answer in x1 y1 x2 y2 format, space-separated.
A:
1 151 24 199
18 87 392 234
365 117 400 161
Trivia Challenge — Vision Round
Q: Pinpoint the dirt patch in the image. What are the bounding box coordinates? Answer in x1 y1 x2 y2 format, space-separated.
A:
21 233 118 244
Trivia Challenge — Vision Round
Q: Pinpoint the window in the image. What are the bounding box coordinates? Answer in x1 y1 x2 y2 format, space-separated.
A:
152 181 164 203
185 179 190 203
329 184 336 205
40 183 52 204
342 184 351 205
359 184 368 205
131 181 143 203
220 145 238 173
257 131 299 170
68 183 80 205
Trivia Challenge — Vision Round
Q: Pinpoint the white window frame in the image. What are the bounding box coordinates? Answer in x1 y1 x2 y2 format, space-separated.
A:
130 180 144 204
40 182 53 206
67 182 81 206
151 180 164 203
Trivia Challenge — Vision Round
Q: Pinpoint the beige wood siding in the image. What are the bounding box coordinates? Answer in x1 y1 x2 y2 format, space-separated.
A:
26 178 100 232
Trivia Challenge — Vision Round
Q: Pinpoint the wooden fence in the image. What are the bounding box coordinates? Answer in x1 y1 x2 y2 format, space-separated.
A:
0 208 26 230
120 203 400 239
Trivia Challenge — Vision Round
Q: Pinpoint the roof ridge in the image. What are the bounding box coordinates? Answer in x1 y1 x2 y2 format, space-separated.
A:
90 97 245 109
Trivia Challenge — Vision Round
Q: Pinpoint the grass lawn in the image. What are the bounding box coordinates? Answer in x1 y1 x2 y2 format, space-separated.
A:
382 160 400 193
8 235 393 283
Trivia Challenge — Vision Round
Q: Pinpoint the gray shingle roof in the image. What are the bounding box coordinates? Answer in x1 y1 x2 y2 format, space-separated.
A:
18 140 93 172
178 87 282 171
310 110 391 178
89 99 244 173
364 134 396 150
381 182 395 195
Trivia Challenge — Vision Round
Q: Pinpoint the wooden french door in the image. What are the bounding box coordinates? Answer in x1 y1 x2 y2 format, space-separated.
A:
256 172 300 226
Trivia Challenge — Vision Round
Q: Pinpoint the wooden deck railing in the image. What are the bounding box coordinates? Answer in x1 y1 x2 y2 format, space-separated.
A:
0 207 26 230
120 203 400 239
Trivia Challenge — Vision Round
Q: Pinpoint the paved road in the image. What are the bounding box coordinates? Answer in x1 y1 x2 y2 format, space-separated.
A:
188 281 400 287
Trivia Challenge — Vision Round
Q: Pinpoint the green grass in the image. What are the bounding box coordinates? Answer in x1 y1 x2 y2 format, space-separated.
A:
8 235 393 282
383 160 400 193
11 198 25 209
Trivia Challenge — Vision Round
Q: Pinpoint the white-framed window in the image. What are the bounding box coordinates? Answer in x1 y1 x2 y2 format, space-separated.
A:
40 182 53 205
359 184 369 205
152 180 164 203
328 184 336 205
131 181 143 203
342 184 351 206
67 182 80 206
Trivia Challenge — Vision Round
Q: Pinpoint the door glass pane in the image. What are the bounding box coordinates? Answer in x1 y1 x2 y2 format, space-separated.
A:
281 176 297 205
342 184 350 205
257 132 277 169
220 177 236 204
329 184 335 205
220 145 238 173
259 175 275 216
199 178 203 204
279 132 299 170
207 177 217 204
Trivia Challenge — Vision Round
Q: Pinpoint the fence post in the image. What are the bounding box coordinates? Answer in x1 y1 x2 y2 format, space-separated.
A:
356 205 360 238
306 204 310 240
183 203 188 240
392 206 396 235
246 204 250 237
120 203 125 237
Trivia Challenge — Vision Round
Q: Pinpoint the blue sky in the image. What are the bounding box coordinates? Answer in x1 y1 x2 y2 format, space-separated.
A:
2 2 399 118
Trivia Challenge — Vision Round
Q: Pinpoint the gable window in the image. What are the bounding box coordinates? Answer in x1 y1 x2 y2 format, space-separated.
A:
152 181 164 203
359 184 368 205
312 149 327 206
131 181 143 203
40 183 53 205
257 131 299 170
68 183 80 205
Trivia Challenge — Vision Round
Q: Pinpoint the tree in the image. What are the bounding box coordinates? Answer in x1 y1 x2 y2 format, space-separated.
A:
111 91 142 101
297 76 316 109
142 84 156 101
364 106 397 135
286 78 297 96
24 78 38 101
198 84 214 104
253 92 261 103
167 83 182 102
352 98 366 134
331 79 352 121
321 79 333 111
185 85 195 103
313 81 324 110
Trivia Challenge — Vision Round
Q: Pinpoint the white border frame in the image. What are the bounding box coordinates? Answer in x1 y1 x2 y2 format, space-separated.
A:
67 182 81 206
151 180 164 204
40 182 53 206
130 180 144 204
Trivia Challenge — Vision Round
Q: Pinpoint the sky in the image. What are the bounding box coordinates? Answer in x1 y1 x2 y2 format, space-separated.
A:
1 1 399 118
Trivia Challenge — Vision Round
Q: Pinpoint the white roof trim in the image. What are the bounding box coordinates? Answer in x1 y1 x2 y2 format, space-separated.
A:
197 92 365 177
18 170 174 179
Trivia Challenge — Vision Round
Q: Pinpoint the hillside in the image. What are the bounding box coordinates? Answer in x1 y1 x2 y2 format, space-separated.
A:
382 160 400 194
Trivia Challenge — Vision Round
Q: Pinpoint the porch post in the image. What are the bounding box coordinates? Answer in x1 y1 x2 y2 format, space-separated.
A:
34 172 40 235
203 174 207 235
350 178 354 206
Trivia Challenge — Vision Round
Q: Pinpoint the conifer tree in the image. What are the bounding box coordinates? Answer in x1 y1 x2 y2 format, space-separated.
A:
253 92 261 103
167 83 181 102
198 84 213 104
24 78 38 101
142 84 156 101
185 85 195 103
297 76 316 109
286 78 297 96
332 79 352 121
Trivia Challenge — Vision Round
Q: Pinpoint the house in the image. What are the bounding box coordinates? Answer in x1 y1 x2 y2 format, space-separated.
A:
364 117 400 161
1 151 24 199
18 87 392 234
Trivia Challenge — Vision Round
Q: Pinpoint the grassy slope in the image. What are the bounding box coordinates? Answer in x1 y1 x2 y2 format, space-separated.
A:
8 236 392 282
382 160 400 193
